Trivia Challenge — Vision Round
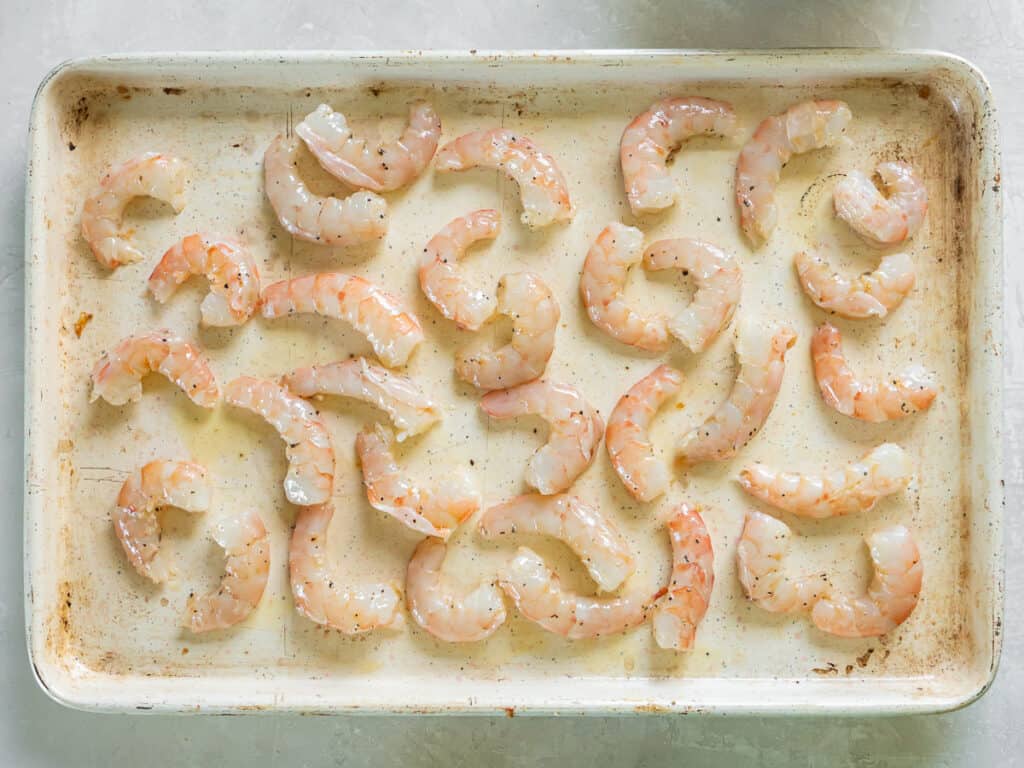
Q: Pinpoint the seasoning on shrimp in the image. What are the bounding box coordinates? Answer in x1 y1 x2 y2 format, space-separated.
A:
652 503 715 651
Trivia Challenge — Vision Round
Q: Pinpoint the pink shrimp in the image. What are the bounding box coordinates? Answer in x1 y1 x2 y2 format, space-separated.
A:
652 503 715 651
795 250 916 319
833 161 927 246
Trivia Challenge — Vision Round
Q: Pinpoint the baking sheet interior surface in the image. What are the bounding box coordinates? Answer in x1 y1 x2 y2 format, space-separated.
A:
33 61 990 700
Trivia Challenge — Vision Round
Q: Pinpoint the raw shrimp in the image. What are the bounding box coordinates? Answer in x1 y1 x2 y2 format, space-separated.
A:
295 102 441 192
418 209 500 331
186 509 270 633
811 525 922 637
435 128 574 228
652 504 715 651
148 234 260 326
621 97 737 216
289 502 404 633
480 380 604 495
738 443 914 519
677 323 796 464
113 460 209 583
81 152 187 269
455 272 559 390
225 376 334 506
479 494 635 593
736 100 852 246
263 134 388 246
834 161 928 246
90 329 220 408
812 323 936 421
261 272 424 368
795 250 915 319
356 424 479 539
606 364 684 502
281 357 442 441
406 538 507 642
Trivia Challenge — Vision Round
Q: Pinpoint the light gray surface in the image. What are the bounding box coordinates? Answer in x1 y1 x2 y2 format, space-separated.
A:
1 0 1019 764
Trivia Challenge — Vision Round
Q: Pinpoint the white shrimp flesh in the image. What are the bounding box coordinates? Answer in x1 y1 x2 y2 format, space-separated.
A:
833 161 927 246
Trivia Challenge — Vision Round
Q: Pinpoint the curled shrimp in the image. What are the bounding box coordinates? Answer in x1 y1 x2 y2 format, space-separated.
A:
606 364 684 502
263 134 388 246
113 460 209 583
795 250 915 319
186 509 270 633
480 379 604 495
81 152 187 269
677 322 796 464
812 323 936 422
295 102 440 192
479 494 635 593
261 272 424 368
418 209 500 331
90 329 220 408
652 504 715 651
289 502 403 633
356 424 479 540
621 96 737 216
406 538 507 643
281 357 441 441
738 443 914 519
148 234 260 327
455 272 559 390
225 376 334 506
811 525 922 638
435 128 573 228
736 100 852 246
834 162 928 246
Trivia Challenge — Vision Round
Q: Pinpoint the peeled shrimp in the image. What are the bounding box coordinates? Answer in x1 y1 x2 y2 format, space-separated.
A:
225 376 334 506
795 250 915 319
90 329 220 408
186 510 270 633
261 272 424 368
606 365 683 502
677 322 796 464
480 380 604 495
479 494 635 593
281 357 441 441
435 128 573 228
356 424 479 540
736 100 852 246
289 502 403 633
418 209 500 331
834 162 928 246
455 272 559 390
113 460 209 583
148 234 260 326
81 152 187 269
812 323 936 422
406 538 506 642
263 135 388 246
295 102 440 192
621 97 737 216
811 525 922 638
652 504 715 651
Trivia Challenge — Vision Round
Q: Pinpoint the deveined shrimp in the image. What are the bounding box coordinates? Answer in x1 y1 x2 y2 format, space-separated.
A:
225 376 334 506
621 97 737 216
736 100 852 246
90 329 220 408
480 379 604 495
652 503 715 651
795 250 915 319
406 538 507 643
263 134 388 246
812 323 936 422
81 152 187 269
738 443 914 519
479 494 635 593
834 161 928 247
435 128 574 228
260 272 424 368
606 364 684 502
296 102 441 192
418 209 501 331
289 502 404 633
148 234 260 326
